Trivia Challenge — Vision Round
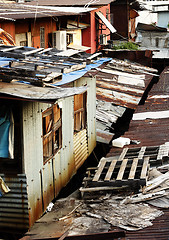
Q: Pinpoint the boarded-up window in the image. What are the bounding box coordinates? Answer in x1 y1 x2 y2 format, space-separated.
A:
74 93 87 133
42 104 62 163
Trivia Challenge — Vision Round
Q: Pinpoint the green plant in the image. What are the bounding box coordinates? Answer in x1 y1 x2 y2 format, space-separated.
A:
112 41 139 50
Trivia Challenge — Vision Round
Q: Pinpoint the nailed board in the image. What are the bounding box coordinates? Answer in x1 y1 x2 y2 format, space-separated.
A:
120 142 169 166
80 156 150 193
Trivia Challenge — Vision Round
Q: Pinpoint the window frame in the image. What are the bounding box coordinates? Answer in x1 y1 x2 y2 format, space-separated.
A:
74 92 87 133
42 103 62 164
40 27 45 48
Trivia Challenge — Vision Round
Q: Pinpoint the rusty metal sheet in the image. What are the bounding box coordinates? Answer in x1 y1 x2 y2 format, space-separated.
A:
0 4 94 20
0 82 87 102
27 0 114 6
73 129 88 170
0 174 29 230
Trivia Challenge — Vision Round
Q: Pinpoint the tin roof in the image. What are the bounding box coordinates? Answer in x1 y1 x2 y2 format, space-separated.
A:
26 0 114 6
0 3 93 20
85 58 157 144
0 82 87 103
106 67 169 156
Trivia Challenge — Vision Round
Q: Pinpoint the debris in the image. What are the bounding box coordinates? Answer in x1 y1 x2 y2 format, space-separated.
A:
46 202 54 212
112 137 131 148
59 203 83 221
121 190 166 204
0 176 10 197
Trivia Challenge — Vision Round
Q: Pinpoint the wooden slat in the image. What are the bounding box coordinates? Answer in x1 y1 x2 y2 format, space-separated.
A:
138 146 146 159
2 46 23 52
104 159 117 181
37 48 53 54
118 148 128 161
128 158 138 180
23 48 44 56
116 159 128 181
140 157 149 179
92 158 107 182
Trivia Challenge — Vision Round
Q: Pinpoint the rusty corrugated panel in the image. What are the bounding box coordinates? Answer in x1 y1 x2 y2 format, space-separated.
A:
27 0 114 6
0 28 15 46
126 208 169 239
105 67 169 238
0 174 29 230
73 129 88 170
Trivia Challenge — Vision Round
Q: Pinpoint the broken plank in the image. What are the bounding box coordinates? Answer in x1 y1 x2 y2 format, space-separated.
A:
80 185 128 192
87 52 102 60
2 46 24 52
128 158 139 180
140 157 149 180
23 48 44 56
116 159 128 181
63 62 86 73
104 159 117 181
92 158 107 182
37 48 53 54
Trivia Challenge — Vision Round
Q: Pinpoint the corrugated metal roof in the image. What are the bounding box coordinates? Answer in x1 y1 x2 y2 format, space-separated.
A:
104 67 169 239
0 82 87 102
26 0 114 6
0 3 94 20
85 58 157 144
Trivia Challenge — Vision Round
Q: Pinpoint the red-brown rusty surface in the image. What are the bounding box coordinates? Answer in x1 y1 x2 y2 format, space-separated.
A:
126 208 169 240
106 67 169 239
86 66 155 110
107 67 169 158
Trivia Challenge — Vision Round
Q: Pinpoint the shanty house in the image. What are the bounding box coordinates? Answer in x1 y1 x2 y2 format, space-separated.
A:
0 2 93 50
27 0 116 53
0 46 97 231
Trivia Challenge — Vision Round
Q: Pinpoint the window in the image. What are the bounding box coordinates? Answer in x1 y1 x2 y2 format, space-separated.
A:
40 27 45 48
42 104 62 163
100 34 107 45
74 93 87 133
106 9 109 20
67 33 73 46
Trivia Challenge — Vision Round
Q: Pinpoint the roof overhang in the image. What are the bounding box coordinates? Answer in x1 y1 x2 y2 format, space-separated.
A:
0 82 87 103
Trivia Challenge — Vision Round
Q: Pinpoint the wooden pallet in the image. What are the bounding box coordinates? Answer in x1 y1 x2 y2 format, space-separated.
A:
80 156 150 193
119 142 169 166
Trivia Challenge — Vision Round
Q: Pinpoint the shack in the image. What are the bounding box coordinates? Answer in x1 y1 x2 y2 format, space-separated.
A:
0 46 99 231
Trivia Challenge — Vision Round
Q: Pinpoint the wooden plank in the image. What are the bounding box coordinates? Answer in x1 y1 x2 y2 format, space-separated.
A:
80 185 128 192
37 48 53 54
116 159 128 181
23 48 44 56
92 158 107 182
128 158 138 180
138 146 146 159
119 148 128 161
140 157 149 179
2 46 23 52
87 52 102 60
104 159 117 181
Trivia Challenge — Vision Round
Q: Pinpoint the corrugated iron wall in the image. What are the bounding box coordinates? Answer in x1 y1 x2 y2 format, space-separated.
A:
74 129 88 170
5 77 96 230
74 76 97 155
0 174 29 230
